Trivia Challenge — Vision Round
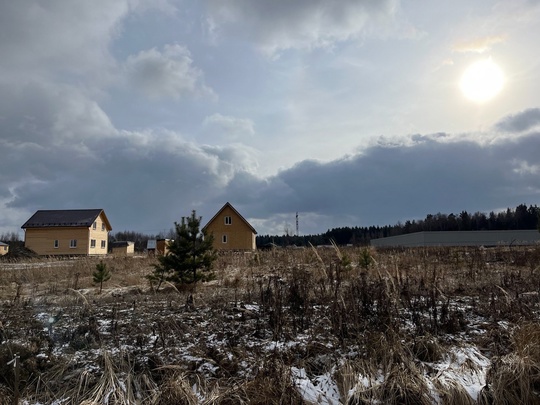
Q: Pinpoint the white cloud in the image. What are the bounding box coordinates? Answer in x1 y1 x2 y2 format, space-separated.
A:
0 1 130 81
202 113 255 140
452 35 506 53
125 44 216 100
512 160 540 175
205 0 400 56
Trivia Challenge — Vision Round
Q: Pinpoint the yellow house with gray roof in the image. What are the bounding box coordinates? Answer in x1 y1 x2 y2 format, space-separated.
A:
22 209 112 256
202 202 257 251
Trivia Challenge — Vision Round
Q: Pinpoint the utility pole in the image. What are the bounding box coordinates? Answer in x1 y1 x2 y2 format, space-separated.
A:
296 212 299 236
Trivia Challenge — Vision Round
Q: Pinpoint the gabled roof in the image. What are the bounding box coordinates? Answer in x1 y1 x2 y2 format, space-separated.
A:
0 242 8 246
21 209 112 230
202 202 257 234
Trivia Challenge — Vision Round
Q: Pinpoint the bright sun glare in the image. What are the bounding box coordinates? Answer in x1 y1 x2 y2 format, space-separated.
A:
460 58 505 103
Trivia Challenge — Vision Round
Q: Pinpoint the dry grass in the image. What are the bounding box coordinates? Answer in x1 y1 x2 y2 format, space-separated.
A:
0 246 539 403
480 323 540 404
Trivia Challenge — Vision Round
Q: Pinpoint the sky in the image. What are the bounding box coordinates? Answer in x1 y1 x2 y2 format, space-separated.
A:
1 0 540 238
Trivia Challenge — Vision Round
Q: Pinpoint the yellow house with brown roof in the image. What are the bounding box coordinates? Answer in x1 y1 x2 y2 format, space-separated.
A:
202 202 257 250
21 209 112 256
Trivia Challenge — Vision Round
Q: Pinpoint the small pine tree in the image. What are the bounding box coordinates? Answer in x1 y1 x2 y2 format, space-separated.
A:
149 210 217 289
359 248 373 271
93 260 111 293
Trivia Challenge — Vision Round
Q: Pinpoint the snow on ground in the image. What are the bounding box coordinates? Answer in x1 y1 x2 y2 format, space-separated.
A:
291 345 490 404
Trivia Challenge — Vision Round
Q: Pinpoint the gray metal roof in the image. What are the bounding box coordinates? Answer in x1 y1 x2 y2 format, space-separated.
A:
21 209 110 229
371 230 540 248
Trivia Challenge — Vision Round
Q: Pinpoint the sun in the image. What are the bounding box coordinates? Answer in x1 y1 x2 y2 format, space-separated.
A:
460 58 505 103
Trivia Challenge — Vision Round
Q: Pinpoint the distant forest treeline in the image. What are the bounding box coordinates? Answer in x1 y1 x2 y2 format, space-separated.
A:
3 204 537 251
256 203 540 247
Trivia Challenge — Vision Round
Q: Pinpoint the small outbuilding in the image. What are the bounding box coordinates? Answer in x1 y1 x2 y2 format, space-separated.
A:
110 241 135 256
147 239 171 256
0 242 8 256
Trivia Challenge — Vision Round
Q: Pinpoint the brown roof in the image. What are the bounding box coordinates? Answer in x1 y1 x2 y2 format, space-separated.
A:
21 209 112 230
202 202 257 234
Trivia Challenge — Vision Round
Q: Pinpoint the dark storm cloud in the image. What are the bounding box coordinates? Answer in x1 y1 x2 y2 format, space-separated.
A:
495 108 540 133
218 130 540 231
4 127 259 234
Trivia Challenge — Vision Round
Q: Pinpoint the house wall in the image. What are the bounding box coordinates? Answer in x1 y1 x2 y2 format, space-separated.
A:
88 212 110 254
0 243 8 256
205 205 256 250
25 228 92 255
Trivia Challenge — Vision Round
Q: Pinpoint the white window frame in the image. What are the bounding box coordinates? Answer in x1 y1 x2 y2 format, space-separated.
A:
93 222 97 230
222 234 228 243
70 239 77 248
54 240 59 248
90 239 96 248
224 216 232 225
101 240 106 249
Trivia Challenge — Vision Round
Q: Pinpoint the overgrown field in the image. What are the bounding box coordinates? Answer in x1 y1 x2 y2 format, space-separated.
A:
1 245 540 404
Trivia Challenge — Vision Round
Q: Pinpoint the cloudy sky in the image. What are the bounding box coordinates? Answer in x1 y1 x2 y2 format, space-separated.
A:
1 0 540 237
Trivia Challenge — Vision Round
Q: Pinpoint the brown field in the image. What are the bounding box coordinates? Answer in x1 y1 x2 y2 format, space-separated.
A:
1 245 540 404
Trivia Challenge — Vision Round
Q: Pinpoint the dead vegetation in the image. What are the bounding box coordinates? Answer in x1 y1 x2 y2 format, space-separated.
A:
0 245 539 404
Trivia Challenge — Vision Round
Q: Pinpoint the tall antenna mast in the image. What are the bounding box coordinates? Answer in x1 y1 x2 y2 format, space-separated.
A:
296 212 299 236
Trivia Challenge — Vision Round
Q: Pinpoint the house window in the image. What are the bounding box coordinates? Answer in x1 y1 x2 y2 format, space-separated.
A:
91 239 96 248
224 216 232 225
93 222 97 230
70 239 77 248
54 240 59 248
222 234 228 243
101 223 105 231
101 240 106 249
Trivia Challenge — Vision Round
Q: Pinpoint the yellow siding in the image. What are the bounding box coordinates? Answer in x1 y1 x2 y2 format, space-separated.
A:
89 212 110 254
25 228 91 255
205 206 256 250
0 245 8 256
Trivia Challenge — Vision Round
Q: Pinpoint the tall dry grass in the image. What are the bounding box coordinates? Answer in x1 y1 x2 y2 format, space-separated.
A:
0 246 539 403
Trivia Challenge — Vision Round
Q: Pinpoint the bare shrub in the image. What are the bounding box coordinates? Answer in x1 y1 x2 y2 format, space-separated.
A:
241 357 303 404
154 371 200 405
378 363 433 405
410 334 443 363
